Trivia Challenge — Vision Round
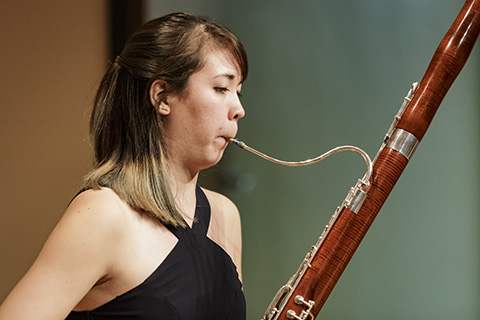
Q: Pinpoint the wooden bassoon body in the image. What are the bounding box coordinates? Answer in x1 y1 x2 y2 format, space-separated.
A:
257 1 480 319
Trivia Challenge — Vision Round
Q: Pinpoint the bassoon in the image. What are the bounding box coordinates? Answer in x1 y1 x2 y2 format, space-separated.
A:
229 0 480 318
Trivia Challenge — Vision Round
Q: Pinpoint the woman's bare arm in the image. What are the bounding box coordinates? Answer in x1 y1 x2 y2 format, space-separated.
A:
0 189 124 320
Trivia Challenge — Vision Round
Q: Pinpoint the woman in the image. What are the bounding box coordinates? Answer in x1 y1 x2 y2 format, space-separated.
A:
0 12 247 319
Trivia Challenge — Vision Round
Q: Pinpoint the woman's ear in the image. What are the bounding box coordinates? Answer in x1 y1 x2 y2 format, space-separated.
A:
149 79 170 115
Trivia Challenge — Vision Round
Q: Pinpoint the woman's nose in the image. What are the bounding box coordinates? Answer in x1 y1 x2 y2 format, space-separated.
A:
230 99 245 121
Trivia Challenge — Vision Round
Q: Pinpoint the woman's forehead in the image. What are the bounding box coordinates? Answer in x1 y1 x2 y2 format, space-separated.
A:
198 49 242 81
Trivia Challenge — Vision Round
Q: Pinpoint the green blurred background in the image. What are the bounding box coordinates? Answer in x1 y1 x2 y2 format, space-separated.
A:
147 0 480 319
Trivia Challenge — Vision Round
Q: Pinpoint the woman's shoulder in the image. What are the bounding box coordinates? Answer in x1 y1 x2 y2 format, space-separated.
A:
0 188 135 318
66 186 145 246
201 187 242 277
201 188 240 223
58 187 136 265
70 187 126 213
58 186 133 257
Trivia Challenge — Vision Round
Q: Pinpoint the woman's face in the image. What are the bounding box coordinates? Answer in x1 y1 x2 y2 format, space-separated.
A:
163 49 245 176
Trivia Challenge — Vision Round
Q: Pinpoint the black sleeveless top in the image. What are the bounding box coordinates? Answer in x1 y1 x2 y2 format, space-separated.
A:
66 186 246 320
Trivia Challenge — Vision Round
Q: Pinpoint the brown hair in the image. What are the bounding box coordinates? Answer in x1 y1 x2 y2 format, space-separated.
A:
83 12 248 226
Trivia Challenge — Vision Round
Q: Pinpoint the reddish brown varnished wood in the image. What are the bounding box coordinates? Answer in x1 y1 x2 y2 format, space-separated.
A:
276 207 357 319
311 149 409 314
268 1 480 319
398 0 480 141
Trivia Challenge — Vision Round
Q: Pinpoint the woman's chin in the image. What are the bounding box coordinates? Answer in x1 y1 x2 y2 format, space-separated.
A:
195 153 223 173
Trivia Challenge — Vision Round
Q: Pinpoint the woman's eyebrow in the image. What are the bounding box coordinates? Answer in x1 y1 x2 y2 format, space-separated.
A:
214 73 236 80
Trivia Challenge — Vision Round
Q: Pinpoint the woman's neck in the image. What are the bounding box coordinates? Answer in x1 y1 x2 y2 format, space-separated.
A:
169 165 199 226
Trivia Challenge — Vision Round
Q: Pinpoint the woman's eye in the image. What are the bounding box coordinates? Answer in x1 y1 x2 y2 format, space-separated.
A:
214 87 229 93
237 91 243 99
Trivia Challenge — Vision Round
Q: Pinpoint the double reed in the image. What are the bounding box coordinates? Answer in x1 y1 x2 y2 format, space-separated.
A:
231 1 480 319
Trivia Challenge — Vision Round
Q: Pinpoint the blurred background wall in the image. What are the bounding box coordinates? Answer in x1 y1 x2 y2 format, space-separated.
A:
1 1 478 319
0 0 108 307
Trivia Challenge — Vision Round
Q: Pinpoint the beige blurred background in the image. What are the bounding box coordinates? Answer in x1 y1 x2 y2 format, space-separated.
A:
0 0 108 301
